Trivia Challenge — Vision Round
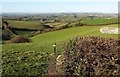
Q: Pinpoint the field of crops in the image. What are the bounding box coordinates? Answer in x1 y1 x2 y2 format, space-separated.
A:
80 19 118 25
6 20 44 30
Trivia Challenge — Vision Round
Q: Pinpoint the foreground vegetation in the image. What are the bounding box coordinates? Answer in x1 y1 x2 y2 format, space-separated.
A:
58 36 120 76
2 51 50 75
2 35 120 75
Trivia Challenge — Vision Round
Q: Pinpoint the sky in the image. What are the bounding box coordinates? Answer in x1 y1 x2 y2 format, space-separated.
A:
1 0 119 2
1 0 119 13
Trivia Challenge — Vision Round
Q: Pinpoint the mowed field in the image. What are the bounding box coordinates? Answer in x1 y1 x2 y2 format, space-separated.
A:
80 19 118 24
6 20 44 30
2 24 119 53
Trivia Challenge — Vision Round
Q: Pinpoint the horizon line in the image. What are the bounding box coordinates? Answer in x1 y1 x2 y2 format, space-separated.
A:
2 12 117 14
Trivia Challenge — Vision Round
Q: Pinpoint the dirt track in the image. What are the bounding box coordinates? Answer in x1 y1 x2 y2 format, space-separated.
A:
47 54 57 75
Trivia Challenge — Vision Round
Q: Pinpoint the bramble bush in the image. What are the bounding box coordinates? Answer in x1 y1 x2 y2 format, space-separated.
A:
57 36 120 76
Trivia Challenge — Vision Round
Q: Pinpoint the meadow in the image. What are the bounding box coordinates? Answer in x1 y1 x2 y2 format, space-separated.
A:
6 20 44 30
2 24 119 53
80 19 118 25
13 30 36 37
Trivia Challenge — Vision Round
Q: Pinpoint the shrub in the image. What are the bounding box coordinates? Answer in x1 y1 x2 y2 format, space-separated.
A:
43 28 52 33
57 36 120 76
2 35 10 40
75 22 83 26
5 36 31 44
30 32 34 37
34 31 41 35
61 24 69 29
24 34 30 39
2 30 10 37
2 30 11 40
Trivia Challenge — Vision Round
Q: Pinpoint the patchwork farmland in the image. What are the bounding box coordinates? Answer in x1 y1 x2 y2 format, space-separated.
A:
2 13 120 76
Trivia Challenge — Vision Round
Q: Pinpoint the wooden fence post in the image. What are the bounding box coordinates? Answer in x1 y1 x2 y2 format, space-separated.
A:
53 43 56 55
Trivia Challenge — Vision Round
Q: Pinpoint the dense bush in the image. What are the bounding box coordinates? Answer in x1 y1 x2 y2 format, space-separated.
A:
43 28 53 33
61 24 69 29
5 36 31 44
24 34 30 38
74 22 83 27
2 30 11 40
57 36 120 76
2 30 10 37
2 35 11 41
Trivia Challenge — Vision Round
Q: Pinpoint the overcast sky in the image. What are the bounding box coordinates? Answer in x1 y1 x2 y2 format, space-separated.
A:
1 0 119 13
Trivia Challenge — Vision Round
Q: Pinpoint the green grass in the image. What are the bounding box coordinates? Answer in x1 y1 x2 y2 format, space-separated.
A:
2 24 119 75
2 24 119 53
14 30 36 36
2 29 36 43
81 19 118 25
6 20 44 30
2 50 50 75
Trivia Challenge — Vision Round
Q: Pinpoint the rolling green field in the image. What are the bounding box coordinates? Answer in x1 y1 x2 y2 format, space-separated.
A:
2 24 119 53
2 24 119 75
14 30 36 36
80 19 118 25
6 20 44 30
2 29 37 43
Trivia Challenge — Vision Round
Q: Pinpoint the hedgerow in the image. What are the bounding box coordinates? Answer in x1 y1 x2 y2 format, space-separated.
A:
57 36 120 76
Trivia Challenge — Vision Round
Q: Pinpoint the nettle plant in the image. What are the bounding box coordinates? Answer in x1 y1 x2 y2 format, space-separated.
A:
57 36 120 76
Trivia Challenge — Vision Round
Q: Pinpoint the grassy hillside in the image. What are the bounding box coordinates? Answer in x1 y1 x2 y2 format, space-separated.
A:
13 30 36 36
6 20 44 30
81 19 118 25
2 24 119 53
2 24 119 75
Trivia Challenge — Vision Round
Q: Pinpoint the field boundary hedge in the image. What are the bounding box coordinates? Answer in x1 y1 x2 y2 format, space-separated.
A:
84 23 118 26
